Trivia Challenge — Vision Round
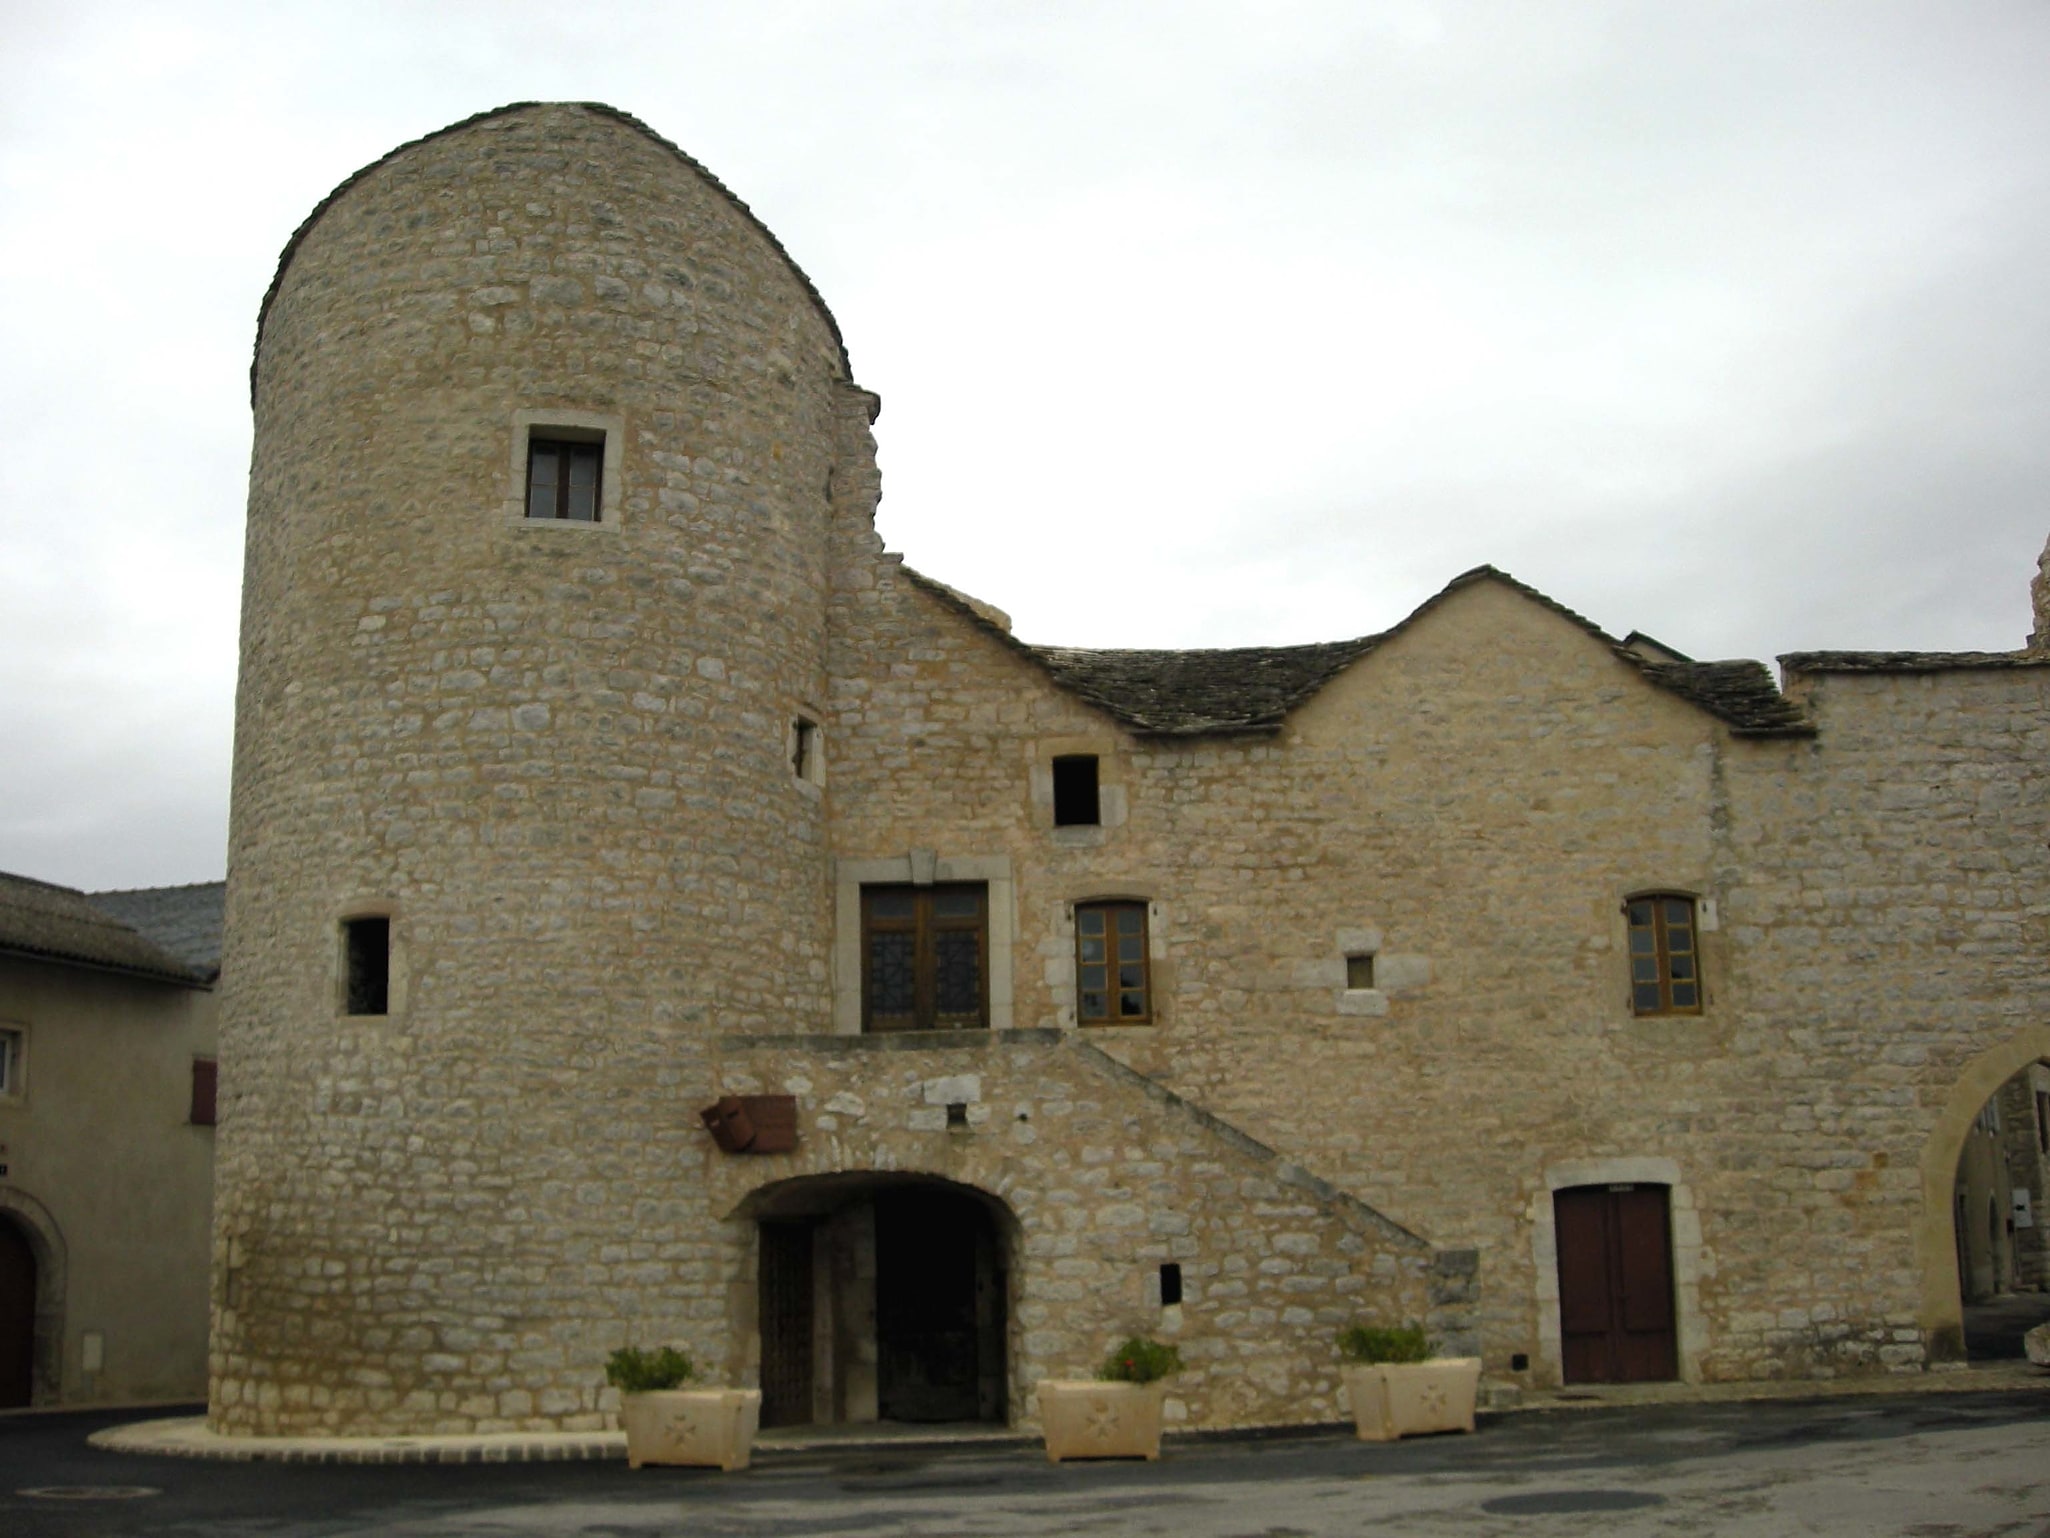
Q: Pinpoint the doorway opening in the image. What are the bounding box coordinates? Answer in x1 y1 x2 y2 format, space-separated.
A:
1951 1059 2050 1361
1553 1183 1677 1384
0 1213 36 1408
751 1174 1011 1428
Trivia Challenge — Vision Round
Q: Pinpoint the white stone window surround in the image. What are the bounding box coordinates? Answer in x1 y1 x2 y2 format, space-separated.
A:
0 1020 26 1104
333 900 407 1019
505 408 626 531
1301 927 1431 1018
832 854 1014 1036
1529 1156 1705 1386
1028 736 1128 849
790 713 825 796
1049 893 1168 1031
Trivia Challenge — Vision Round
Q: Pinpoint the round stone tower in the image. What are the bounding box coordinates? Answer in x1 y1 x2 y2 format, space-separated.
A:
213 103 877 1434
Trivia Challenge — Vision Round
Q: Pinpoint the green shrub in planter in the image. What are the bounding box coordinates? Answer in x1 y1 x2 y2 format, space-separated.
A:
1099 1336 1184 1384
1336 1323 1431 1365
605 1345 696 1393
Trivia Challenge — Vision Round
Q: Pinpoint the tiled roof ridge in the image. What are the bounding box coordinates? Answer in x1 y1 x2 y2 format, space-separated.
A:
90 878 227 898
0 870 208 985
907 561 1810 738
251 101 851 406
1780 649 2050 673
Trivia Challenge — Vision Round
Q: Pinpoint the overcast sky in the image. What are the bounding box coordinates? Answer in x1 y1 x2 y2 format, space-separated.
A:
4 2 2048 890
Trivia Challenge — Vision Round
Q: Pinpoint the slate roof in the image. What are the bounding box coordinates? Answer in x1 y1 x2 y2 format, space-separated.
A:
909 564 1815 738
88 882 227 981
0 872 212 985
1780 650 2050 674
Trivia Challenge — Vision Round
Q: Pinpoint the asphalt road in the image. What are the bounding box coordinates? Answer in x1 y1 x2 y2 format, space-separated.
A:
3 1390 2046 1537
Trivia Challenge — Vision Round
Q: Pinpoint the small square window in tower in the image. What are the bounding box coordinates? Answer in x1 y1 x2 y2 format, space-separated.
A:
1345 954 1376 990
1052 755 1100 826
1626 895 1700 1015
526 437 603 521
343 916 390 1016
1076 901 1150 1024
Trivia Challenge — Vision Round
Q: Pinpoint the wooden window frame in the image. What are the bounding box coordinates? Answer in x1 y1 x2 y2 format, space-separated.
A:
1626 894 1701 1016
861 884 989 1032
526 436 605 522
1075 900 1152 1026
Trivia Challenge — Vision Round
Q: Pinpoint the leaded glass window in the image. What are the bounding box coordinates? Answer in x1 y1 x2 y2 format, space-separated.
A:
861 884 987 1032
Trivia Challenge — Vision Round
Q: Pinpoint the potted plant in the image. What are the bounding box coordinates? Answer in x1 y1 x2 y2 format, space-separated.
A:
1037 1336 1184 1463
1336 1323 1481 1442
606 1345 762 1471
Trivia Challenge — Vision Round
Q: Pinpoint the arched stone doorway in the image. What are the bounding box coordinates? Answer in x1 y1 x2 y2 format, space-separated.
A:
0 1189 65 1408
1918 1030 2050 1362
742 1173 1014 1428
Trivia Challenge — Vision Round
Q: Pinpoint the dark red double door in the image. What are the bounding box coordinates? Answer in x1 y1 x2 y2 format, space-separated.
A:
1555 1185 1677 1383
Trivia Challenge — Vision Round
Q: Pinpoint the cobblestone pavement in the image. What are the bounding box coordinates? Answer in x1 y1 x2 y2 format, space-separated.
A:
3 1388 2047 1537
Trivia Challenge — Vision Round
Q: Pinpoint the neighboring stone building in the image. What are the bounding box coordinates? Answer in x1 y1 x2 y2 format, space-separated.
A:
210 100 2050 1439
0 873 222 1406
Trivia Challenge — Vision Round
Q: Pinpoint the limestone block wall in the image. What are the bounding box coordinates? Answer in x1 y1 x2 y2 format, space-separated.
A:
1722 663 2050 1367
215 103 865 1434
822 560 2050 1388
698 1031 1432 1431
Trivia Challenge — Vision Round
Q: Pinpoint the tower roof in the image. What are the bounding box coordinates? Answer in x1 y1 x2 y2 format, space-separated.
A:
251 101 852 405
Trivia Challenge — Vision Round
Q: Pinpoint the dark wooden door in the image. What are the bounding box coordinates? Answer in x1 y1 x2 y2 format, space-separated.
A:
758 1221 814 1427
0 1217 34 1407
877 1190 992 1422
1555 1185 1677 1383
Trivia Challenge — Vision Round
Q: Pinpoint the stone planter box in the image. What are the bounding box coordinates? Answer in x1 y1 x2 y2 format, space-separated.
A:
620 1388 762 1470
1036 1380 1167 1462
1342 1358 1481 1442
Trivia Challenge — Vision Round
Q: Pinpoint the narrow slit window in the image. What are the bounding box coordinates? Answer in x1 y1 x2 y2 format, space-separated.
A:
343 916 391 1016
0 1027 22 1096
190 1058 218 1126
1345 954 1376 990
792 718 820 782
1159 1262 1183 1307
526 437 603 521
1052 755 1100 827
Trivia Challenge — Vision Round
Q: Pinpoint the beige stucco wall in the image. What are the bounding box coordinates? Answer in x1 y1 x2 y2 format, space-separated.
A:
0 955 215 1404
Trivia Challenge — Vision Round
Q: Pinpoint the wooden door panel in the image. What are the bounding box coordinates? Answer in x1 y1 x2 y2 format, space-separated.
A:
1554 1185 1677 1384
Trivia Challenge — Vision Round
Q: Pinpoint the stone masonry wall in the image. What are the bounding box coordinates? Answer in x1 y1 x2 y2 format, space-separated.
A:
215 104 860 1434
699 1030 1431 1430
823 561 2050 1389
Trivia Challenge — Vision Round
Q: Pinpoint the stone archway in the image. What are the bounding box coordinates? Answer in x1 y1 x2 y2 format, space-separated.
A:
734 1172 1017 1428
1916 1026 2050 1362
0 1187 67 1407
